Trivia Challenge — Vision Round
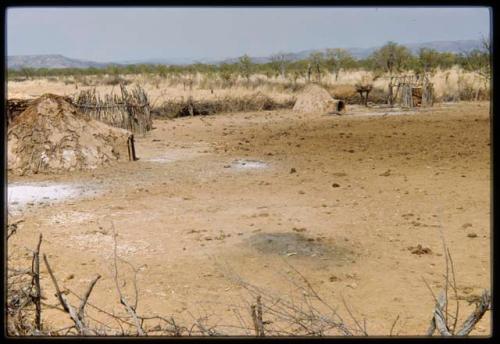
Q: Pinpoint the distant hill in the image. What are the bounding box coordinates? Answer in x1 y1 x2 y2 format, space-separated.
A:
7 54 114 70
7 40 484 70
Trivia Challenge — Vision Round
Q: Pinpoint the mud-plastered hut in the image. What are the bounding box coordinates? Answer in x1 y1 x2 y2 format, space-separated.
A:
293 84 346 114
8 94 133 175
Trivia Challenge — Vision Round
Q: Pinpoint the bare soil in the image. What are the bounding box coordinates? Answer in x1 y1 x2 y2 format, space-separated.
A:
7 102 491 335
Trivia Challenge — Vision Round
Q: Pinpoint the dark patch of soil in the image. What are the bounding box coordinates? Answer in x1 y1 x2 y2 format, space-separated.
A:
244 232 354 260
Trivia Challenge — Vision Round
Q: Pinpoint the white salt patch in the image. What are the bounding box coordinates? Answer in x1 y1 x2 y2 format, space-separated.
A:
231 159 268 170
68 232 151 257
147 156 173 163
7 182 99 213
48 211 95 225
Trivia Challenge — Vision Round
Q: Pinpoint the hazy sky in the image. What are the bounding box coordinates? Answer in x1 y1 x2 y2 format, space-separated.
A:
7 7 490 62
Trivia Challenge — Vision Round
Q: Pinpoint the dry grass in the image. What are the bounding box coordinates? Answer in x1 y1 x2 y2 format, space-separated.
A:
152 93 296 118
7 67 489 107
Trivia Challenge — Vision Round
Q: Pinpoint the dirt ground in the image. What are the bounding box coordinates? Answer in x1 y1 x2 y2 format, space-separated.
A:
7 101 491 336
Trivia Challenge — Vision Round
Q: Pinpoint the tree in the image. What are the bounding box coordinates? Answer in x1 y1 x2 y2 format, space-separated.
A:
270 52 292 79
219 63 236 87
417 48 440 75
308 52 324 82
436 52 458 70
325 48 356 80
460 36 490 81
370 41 412 75
238 55 253 82
19 67 35 80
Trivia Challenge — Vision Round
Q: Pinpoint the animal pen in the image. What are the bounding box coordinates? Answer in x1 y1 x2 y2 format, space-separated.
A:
387 75 434 108
73 84 153 137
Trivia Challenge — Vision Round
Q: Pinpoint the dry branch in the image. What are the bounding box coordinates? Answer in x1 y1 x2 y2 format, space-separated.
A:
43 254 95 335
111 223 145 336
456 290 491 336
77 274 102 320
31 234 43 330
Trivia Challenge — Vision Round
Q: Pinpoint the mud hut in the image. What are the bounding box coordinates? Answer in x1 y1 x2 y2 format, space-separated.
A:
293 84 345 114
8 94 134 175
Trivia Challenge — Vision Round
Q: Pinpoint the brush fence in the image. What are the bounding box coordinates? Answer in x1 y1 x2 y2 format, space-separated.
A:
74 84 152 136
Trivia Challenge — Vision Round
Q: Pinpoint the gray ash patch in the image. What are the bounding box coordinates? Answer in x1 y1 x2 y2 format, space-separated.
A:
244 232 354 260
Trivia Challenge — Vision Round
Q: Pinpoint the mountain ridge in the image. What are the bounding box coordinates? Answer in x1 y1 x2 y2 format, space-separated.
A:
8 39 483 70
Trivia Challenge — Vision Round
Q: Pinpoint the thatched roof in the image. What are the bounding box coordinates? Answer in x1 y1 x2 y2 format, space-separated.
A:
293 84 344 113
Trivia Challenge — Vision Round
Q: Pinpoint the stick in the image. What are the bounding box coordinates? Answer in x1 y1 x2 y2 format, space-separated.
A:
43 254 93 335
256 295 265 336
456 290 491 336
32 234 43 330
77 274 101 320
433 292 451 336
111 223 145 336
250 304 260 336
390 314 400 336
447 248 460 334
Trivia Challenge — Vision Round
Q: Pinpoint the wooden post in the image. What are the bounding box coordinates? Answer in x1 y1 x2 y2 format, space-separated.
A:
127 135 137 161
130 135 136 161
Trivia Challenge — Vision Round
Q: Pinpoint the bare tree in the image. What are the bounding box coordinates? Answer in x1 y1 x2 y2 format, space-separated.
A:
270 52 292 79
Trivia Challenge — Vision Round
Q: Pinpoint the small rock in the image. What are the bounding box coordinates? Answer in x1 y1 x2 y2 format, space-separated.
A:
298 190 305 194
467 233 478 238
332 183 340 188
380 169 391 177
462 223 473 229
290 168 297 174
346 282 358 289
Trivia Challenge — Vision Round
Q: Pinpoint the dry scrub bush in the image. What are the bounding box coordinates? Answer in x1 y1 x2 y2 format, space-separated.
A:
152 93 296 118
102 75 131 86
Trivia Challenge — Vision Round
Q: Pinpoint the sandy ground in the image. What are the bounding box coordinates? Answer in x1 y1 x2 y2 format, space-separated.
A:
7 101 491 336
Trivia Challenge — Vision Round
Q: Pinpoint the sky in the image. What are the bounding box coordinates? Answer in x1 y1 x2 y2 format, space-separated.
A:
7 7 491 62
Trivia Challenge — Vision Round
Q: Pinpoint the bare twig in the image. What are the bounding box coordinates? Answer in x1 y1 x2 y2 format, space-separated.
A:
256 296 265 336
77 274 102 320
111 223 145 336
42 254 94 335
432 292 452 336
341 295 368 336
447 248 460 334
390 314 400 336
456 290 491 336
31 234 43 330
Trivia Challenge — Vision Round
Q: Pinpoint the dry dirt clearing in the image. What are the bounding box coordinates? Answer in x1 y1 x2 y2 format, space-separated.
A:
7 102 491 335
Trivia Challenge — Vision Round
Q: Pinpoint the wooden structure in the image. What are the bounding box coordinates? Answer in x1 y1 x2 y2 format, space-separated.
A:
73 84 152 136
354 84 373 106
387 74 434 108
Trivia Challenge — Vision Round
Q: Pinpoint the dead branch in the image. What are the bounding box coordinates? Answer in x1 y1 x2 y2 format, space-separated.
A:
389 314 400 336
77 274 102 320
31 233 43 330
456 290 491 336
43 254 95 335
111 223 145 336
